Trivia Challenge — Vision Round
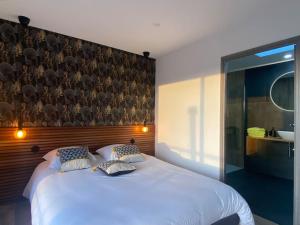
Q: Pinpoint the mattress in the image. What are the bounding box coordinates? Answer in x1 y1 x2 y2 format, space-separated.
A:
23 154 254 225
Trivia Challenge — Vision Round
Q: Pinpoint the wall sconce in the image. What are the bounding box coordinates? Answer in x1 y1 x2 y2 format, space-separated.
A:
142 120 149 133
15 120 26 139
15 128 26 139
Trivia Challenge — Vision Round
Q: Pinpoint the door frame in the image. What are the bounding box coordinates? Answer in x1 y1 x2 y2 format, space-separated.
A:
220 36 300 225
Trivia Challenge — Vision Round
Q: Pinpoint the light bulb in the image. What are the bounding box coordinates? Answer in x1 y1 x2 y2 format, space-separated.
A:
284 54 292 59
142 126 149 133
15 129 26 139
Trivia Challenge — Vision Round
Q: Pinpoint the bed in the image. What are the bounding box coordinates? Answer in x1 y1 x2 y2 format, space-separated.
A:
23 154 254 225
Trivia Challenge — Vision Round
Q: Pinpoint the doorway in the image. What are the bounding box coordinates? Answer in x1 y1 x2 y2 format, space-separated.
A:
221 39 300 225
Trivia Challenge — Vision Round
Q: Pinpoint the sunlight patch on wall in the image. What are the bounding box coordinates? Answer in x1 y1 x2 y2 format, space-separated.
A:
157 75 220 178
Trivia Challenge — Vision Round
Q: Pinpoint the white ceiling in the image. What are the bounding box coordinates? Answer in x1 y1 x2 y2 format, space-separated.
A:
0 0 297 57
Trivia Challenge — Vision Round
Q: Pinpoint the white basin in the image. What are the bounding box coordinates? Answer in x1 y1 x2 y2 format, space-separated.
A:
277 131 294 142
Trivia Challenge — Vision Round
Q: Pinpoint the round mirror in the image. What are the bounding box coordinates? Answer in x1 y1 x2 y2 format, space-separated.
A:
270 71 294 112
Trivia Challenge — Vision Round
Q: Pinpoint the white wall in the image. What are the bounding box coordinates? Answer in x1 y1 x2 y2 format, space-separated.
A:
155 2 300 179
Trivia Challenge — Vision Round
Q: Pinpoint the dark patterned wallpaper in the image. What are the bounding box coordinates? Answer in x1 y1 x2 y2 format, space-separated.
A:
0 19 155 127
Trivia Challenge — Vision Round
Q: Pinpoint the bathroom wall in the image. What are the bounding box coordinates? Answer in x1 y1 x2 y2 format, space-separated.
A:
245 61 294 180
245 61 294 132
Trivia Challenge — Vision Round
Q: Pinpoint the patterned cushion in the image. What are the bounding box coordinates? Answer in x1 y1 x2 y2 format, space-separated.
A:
97 160 136 176
58 146 89 163
112 145 140 159
60 158 91 172
119 153 145 163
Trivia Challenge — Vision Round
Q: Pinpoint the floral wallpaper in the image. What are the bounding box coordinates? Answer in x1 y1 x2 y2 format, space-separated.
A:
0 19 155 127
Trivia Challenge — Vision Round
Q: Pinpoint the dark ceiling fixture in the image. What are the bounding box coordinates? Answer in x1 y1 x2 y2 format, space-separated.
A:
143 51 150 58
18 16 30 27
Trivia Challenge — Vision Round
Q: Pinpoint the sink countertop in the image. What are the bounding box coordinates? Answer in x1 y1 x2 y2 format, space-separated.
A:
247 135 293 143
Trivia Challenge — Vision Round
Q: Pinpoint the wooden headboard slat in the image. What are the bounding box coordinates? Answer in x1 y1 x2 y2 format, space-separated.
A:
0 125 155 203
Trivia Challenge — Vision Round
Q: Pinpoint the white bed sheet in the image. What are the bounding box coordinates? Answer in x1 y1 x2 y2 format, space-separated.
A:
24 154 254 225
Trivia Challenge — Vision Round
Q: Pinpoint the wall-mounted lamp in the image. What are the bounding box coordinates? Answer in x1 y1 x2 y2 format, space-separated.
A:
15 128 26 139
15 120 26 139
142 120 149 133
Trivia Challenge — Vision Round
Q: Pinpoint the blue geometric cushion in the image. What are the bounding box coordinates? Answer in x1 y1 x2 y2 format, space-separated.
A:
58 146 89 163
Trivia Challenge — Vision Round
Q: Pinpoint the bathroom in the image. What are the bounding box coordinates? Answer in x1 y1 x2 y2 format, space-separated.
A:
224 45 295 225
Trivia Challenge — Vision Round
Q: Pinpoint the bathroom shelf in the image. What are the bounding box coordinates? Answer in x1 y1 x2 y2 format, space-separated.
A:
247 136 293 143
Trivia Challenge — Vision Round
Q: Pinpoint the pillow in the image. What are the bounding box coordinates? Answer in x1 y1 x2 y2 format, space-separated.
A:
97 160 136 176
43 148 68 170
90 154 104 166
88 152 97 161
43 146 95 171
58 146 89 163
96 144 124 161
48 156 61 170
112 145 144 163
48 152 97 170
43 149 58 162
119 153 145 163
57 146 91 172
60 158 91 172
43 146 90 162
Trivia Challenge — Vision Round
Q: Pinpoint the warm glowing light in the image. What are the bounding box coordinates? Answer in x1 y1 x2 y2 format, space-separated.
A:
142 126 149 133
157 76 221 177
15 129 26 139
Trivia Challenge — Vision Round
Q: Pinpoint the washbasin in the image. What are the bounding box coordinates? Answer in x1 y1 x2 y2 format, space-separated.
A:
277 131 294 142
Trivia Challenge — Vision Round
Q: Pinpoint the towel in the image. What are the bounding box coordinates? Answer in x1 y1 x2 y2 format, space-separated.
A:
247 127 265 138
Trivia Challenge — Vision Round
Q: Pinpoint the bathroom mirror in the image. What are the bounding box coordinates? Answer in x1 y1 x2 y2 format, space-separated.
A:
270 71 294 111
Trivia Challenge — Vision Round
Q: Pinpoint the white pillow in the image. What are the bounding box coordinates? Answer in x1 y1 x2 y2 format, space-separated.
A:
88 152 97 161
43 147 96 170
96 144 124 161
90 154 104 166
49 156 61 170
43 148 58 162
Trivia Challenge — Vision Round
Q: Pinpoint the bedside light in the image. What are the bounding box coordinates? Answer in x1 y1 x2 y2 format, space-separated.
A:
15 119 26 139
15 129 26 139
142 126 149 133
142 120 149 133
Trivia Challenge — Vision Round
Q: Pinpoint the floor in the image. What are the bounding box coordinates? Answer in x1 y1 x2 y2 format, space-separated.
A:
226 169 293 225
0 200 31 225
254 215 278 225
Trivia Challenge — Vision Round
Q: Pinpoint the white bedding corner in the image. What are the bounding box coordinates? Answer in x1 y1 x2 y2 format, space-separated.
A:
24 154 254 225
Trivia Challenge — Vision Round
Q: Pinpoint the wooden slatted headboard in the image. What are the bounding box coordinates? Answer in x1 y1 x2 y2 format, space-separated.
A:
0 125 155 203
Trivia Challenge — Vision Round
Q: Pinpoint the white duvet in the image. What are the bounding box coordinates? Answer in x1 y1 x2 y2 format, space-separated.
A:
24 154 254 225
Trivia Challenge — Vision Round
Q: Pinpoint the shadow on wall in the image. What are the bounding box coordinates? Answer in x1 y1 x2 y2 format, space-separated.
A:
188 106 198 162
156 143 219 178
156 76 220 179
